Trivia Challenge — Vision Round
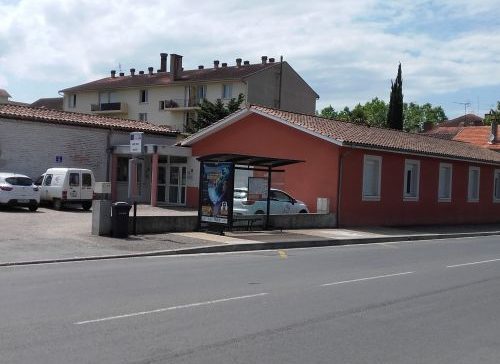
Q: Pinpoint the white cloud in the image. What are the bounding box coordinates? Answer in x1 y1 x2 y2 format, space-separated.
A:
0 0 498 115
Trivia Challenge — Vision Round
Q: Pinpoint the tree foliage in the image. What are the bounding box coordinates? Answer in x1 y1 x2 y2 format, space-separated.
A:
318 99 447 132
387 63 404 130
186 93 245 133
484 101 500 126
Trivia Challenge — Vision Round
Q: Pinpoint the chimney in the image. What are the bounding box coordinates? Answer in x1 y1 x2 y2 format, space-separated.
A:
198 65 204 70
148 67 154 75
160 53 168 72
130 68 135 76
243 60 250 66
214 60 220 68
422 121 433 132
222 62 227 67
119 72 125 77
269 58 275 63
139 70 144 75
170 54 183 80
261 56 268 64
491 119 498 144
110 70 116 78
236 58 242 67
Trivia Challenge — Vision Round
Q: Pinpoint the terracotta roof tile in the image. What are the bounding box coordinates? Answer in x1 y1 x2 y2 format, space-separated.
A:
250 105 500 165
453 126 500 150
0 104 178 136
30 97 63 110
61 63 280 93
439 113 484 127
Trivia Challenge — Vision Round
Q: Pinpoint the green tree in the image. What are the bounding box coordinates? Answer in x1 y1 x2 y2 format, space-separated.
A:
387 63 404 130
319 105 338 119
363 97 388 127
186 93 245 133
403 102 448 132
484 101 500 126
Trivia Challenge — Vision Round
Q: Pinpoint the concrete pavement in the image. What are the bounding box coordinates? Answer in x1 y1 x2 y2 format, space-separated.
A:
2 204 500 266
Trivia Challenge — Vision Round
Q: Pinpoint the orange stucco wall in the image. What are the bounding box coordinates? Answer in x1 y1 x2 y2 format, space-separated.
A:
339 148 500 226
189 114 340 213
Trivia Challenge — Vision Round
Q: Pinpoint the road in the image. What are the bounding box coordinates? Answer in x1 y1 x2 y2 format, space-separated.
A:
2 236 500 363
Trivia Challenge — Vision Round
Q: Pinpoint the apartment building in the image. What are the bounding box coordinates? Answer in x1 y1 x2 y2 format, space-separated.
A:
60 53 319 132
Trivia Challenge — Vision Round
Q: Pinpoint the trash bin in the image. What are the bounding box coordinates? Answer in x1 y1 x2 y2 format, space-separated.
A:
111 202 132 238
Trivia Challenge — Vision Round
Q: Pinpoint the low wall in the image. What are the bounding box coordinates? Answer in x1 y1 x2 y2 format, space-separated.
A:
128 215 198 234
127 213 337 234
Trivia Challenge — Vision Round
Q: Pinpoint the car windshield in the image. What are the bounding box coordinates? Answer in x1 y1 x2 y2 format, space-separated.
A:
5 176 33 186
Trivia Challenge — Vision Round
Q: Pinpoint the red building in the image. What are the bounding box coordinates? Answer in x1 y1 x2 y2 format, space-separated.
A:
181 105 500 227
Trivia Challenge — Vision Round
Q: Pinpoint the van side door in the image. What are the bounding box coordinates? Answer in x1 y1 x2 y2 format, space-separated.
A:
68 172 81 200
81 172 93 200
41 174 53 200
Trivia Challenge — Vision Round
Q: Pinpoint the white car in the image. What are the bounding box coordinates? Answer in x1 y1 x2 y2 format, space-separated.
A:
233 187 309 215
0 173 40 211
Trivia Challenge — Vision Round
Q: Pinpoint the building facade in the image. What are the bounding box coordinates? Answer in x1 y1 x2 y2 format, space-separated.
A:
60 53 318 132
180 106 500 227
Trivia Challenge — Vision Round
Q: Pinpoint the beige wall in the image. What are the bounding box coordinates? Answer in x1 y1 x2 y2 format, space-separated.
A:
63 81 248 131
246 62 317 114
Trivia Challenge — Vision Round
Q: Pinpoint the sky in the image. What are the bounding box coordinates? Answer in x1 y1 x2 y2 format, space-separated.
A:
0 0 499 119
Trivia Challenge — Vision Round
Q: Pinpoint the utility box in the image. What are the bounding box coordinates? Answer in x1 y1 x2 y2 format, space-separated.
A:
94 182 111 194
317 198 330 214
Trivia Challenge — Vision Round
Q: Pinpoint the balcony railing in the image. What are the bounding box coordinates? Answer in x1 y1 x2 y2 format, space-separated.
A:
160 98 202 111
91 102 128 113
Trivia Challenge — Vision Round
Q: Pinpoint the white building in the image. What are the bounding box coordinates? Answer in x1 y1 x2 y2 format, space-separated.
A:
60 53 319 132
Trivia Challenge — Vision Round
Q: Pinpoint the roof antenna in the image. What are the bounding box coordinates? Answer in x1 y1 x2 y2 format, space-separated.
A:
118 63 122 73
454 101 471 125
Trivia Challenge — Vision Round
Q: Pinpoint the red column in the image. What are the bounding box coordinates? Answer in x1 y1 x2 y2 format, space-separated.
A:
111 154 118 201
150 153 159 206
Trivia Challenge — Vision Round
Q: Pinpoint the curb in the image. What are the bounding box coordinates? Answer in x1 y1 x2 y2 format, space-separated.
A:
1 230 500 267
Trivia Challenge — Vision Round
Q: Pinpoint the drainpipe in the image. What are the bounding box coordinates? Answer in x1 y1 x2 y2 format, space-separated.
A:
106 128 113 181
278 55 283 109
336 150 350 228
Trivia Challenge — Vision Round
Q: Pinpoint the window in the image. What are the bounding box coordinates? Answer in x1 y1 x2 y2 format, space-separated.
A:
494 170 500 202
138 113 148 121
99 91 118 105
196 85 206 103
139 89 148 103
222 84 232 99
468 166 480 202
403 159 420 200
117 157 129 182
362 155 382 201
69 173 79 187
68 94 77 108
438 163 452 202
43 174 53 186
82 173 92 187
159 100 165 110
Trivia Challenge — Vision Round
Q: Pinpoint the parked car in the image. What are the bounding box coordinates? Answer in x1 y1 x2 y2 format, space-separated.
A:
0 172 40 211
233 187 309 215
34 168 95 210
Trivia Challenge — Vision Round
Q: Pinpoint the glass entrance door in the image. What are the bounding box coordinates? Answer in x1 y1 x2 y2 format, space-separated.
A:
157 164 167 202
168 165 187 205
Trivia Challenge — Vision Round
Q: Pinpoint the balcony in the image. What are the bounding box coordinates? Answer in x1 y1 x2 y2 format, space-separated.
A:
160 98 201 112
91 102 128 114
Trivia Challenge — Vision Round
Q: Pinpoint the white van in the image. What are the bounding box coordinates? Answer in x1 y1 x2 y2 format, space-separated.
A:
35 168 95 210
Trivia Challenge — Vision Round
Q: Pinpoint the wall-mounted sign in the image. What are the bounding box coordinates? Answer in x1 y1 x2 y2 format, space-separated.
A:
130 132 143 154
200 162 234 225
55 156 63 163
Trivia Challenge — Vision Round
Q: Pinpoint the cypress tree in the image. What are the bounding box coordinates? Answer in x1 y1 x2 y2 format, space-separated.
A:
387 63 403 130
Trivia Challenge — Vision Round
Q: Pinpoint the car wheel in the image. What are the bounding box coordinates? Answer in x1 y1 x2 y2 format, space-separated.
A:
299 209 308 213
53 199 63 210
255 210 265 214
29 204 38 212
82 201 92 211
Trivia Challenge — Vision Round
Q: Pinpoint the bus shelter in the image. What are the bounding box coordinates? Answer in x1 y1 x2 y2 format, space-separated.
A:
197 153 303 231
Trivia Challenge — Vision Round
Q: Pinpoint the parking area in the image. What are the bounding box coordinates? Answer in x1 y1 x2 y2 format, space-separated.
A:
0 204 204 264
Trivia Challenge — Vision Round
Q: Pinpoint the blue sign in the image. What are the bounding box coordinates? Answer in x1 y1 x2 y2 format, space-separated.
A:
55 156 63 163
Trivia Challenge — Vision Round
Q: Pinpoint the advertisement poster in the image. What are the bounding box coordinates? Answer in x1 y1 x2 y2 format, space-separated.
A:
200 162 234 224
248 177 268 201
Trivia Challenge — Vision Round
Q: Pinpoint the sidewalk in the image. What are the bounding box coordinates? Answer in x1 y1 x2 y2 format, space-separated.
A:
2 220 500 266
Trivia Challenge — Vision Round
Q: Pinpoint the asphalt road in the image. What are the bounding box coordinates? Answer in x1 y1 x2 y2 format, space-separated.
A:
2 236 500 363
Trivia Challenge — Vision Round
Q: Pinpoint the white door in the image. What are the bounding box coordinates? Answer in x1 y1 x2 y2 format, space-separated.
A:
81 172 93 200
68 172 81 200
167 165 187 205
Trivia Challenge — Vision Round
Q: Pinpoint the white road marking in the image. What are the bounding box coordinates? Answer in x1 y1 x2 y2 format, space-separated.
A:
74 292 269 325
446 257 500 268
321 271 414 287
